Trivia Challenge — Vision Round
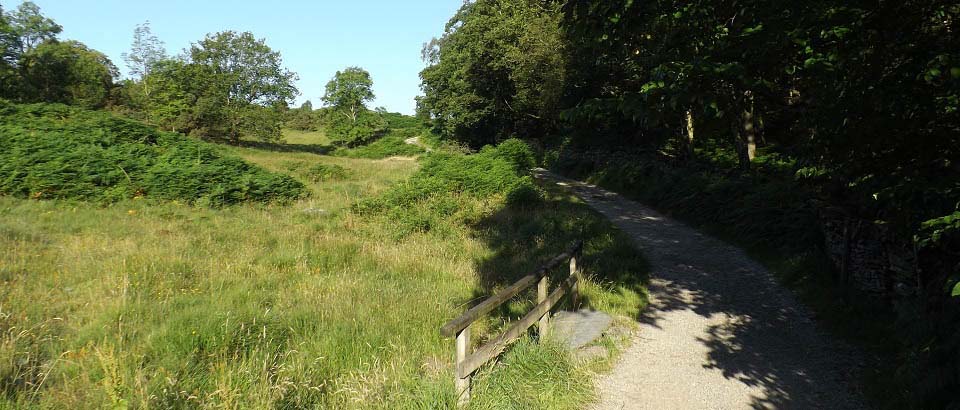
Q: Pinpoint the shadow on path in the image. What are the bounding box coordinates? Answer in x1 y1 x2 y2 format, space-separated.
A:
535 170 866 410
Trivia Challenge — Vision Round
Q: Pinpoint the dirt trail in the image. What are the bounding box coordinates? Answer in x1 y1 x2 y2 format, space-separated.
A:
535 170 866 410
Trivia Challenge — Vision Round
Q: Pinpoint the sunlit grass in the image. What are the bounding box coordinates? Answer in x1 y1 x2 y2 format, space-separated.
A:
0 142 647 408
282 129 330 146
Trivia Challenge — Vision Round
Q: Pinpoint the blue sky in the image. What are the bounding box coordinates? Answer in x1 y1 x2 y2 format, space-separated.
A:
7 0 462 114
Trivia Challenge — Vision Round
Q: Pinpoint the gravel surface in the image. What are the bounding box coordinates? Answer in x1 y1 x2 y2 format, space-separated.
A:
536 170 867 410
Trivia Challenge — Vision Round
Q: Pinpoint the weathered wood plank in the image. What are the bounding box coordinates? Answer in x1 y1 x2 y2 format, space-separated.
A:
537 276 549 336
440 249 575 338
457 274 578 378
455 327 471 405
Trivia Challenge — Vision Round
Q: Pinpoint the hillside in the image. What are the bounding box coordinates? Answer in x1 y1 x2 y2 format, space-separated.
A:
0 102 305 206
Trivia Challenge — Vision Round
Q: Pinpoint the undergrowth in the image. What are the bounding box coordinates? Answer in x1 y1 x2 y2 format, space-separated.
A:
0 101 305 206
352 139 542 238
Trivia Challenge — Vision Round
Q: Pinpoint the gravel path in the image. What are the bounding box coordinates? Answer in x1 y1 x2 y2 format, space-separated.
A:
535 170 867 410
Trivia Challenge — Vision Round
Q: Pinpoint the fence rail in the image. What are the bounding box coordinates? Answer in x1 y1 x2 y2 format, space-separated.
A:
440 240 584 405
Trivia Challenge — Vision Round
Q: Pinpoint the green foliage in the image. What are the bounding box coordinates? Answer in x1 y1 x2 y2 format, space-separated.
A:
483 138 536 172
17 40 117 108
0 101 305 206
331 135 424 159
468 338 591 410
0 7 19 97
423 0 960 405
285 100 321 131
322 66 374 116
121 21 166 80
6 1 60 54
297 163 349 183
187 31 298 144
321 67 383 146
324 108 387 147
418 0 567 148
354 139 541 237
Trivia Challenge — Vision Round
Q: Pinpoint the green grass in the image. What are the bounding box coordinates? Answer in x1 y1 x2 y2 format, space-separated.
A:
331 135 426 159
281 129 330 146
1 137 647 408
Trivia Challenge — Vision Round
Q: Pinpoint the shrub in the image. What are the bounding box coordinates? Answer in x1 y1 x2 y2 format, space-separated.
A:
353 139 541 237
323 109 388 147
0 101 306 206
485 138 537 172
300 164 349 182
506 177 544 207
331 135 424 159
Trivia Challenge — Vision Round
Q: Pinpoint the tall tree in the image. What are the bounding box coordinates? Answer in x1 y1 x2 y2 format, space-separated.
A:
8 1 61 54
0 5 20 98
120 21 168 122
122 21 166 81
189 31 298 143
18 40 117 108
419 0 567 148
322 66 374 123
321 67 385 145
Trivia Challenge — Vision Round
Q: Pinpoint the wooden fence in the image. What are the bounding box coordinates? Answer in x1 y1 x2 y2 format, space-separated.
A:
439 240 584 405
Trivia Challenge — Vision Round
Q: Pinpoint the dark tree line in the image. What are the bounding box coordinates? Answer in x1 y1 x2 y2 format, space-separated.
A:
418 0 959 407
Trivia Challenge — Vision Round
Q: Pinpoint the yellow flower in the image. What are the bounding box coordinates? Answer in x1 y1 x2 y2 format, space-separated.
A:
128 210 137 215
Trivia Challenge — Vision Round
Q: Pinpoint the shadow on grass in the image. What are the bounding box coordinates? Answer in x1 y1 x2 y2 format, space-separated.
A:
240 140 335 156
462 177 650 331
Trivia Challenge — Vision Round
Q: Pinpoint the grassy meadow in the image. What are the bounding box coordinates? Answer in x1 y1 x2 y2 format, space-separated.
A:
1 127 647 408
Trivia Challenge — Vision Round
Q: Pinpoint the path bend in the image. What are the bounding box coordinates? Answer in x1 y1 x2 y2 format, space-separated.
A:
536 170 866 410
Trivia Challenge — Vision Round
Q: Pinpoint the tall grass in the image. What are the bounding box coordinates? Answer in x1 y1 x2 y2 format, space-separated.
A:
1 137 647 408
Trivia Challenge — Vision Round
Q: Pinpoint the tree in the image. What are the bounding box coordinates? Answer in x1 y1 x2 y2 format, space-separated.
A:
140 58 220 134
0 5 20 98
321 67 385 145
122 21 166 91
8 1 61 54
122 21 166 80
189 31 298 143
285 99 320 131
418 0 567 148
322 66 374 123
18 40 118 108
322 108 386 146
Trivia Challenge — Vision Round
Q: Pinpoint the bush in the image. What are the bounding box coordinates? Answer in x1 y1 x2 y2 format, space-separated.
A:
300 163 349 182
324 109 388 147
0 101 306 206
331 135 425 159
485 138 537 172
353 140 541 236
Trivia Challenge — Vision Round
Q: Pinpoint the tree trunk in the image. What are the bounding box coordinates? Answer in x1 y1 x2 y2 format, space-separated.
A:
684 109 695 159
737 91 757 170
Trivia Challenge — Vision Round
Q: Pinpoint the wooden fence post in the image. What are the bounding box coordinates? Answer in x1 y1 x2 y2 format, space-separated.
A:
455 326 471 406
537 276 549 336
570 249 581 310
